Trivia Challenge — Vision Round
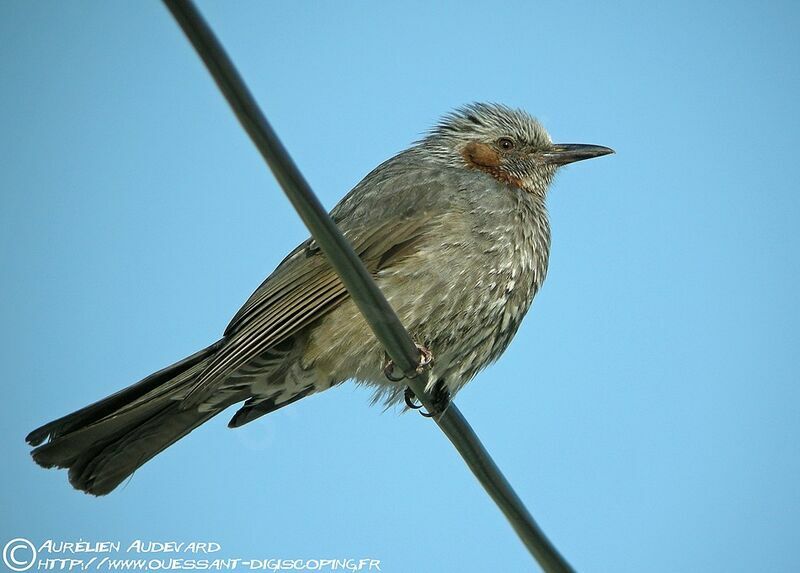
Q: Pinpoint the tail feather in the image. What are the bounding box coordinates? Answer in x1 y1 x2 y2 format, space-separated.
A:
26 341 223 447
228 386 314 428
67 404 218 495
27 340 239 496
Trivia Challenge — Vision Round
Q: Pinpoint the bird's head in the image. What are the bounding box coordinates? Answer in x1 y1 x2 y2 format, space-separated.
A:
422 103 613 197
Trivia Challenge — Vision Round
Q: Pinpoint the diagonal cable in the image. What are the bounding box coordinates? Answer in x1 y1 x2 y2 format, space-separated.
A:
162 2 575 571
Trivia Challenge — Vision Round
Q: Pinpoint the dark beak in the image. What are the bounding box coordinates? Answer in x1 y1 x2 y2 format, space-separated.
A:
541 143 615 166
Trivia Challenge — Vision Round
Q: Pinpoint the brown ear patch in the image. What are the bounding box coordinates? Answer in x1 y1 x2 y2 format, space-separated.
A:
462 142 524 189
463 142 501 169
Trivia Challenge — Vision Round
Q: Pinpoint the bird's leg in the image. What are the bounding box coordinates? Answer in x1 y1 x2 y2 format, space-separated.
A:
382 343 433 382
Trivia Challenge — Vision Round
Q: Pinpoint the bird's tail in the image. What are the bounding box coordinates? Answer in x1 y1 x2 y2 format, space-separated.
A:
26 340 235 496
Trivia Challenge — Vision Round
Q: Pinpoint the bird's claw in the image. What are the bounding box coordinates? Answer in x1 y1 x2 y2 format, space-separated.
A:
383 343 433 382
384 344 446 418
404 387 424 410
404 381 451 418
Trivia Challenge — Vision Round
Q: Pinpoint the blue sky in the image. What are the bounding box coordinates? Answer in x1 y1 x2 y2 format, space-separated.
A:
1 1 798 572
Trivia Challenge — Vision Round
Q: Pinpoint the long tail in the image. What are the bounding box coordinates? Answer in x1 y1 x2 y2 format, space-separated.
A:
26 340 236 496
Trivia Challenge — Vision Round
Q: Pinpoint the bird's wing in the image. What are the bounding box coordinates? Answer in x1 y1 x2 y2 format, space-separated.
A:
181 173 451 408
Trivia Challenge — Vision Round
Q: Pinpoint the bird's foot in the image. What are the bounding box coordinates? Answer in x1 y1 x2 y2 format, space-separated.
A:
383 343 433 382
404 387 424 410
404 380 451 418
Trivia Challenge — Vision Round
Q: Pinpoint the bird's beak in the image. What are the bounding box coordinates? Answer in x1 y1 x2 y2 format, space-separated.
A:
541 143 615 166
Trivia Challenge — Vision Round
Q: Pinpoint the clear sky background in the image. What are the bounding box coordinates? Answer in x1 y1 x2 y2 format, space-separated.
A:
1 2 798 572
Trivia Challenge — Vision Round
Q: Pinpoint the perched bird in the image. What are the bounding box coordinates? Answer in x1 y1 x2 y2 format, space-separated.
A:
26 103 613 495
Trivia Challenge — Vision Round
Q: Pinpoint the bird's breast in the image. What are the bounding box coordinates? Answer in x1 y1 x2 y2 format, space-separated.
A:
302 181 551 396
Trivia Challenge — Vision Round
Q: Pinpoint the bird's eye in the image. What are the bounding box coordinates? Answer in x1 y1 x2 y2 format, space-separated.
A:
497 137 515 151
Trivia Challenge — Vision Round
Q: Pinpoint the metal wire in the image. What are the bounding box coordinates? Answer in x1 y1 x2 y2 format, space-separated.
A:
162 2 575 571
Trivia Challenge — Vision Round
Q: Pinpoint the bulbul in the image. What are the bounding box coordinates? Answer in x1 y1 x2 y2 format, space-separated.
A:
27 103 613 495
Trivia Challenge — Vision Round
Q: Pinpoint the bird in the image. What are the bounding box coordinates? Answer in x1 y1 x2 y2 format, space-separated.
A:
26 103 613 495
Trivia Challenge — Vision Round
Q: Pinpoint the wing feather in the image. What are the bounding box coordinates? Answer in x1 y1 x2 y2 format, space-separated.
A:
181 170 452 408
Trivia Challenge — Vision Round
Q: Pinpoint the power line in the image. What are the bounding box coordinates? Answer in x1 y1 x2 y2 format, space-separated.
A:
162 2 575 571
